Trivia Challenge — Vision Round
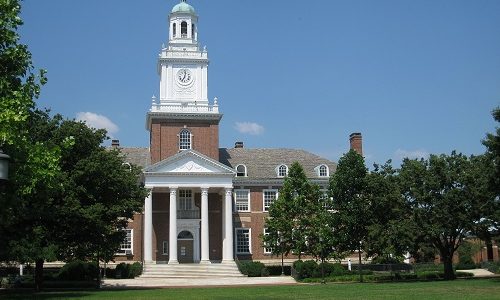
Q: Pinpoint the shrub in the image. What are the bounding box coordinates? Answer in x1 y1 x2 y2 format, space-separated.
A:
245 261 267 277
266 265 291 276
371 256 403 264
482 261 500 274
455 271 474 278
294 260 318 279
57 260 98 281
455 262 477 270
129 262 142 278
115 263 127 279
236 261 250 275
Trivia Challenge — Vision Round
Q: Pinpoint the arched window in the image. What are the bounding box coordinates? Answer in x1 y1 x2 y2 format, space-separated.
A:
181 21 187 37
173 23 176 37
277 165 288 177
236 164 247 177
179 129 191 150
177 231 193 239
191 24 195 38
319 165 328 177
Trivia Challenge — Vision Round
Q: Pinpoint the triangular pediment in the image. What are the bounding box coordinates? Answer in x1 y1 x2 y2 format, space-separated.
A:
144 150 235 175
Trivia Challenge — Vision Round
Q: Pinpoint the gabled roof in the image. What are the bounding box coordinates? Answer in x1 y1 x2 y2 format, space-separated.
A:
219 148 337 180
145 149 235 175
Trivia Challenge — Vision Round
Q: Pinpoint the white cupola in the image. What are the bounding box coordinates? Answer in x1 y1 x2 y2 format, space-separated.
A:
169 0 198 47
148 0 218 116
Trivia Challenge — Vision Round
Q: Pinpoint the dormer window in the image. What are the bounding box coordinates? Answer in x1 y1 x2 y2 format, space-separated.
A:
179 129 191 150
181 21 188 38
317 165 329 177
277 164 288 177
236 164 247 177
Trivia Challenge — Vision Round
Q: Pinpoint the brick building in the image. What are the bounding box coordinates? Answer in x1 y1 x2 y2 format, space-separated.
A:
114 1 362 273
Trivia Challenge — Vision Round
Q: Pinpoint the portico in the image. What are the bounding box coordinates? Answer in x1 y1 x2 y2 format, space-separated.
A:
142 150 236 265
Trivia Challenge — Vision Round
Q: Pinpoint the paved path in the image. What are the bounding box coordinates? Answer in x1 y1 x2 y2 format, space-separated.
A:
461 268 497 278
103 276 297 288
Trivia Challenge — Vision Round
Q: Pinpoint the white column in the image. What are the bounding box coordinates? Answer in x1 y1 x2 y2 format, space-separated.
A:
200 187 210 263
144 191 153 263
222 188 234 262
169 187 178 264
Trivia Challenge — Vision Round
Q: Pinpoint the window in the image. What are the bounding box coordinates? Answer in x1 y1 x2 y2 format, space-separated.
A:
181 21 187 37
235 189 250 212
264 228 273 254
178 189 193 210
320 191 330 210
173 23 176 37
277 165 288 177
179 129 191 150
236 164 247 177
236 228 251 254
162 241 168 255
118 229 133 255
319 165 328 177
263 189 278 212
191 24 195 38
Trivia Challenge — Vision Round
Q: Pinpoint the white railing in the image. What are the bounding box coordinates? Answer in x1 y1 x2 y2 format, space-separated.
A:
150 103 219 113
150 96 219 114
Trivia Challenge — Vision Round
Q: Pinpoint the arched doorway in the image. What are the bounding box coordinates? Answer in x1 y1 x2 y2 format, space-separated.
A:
177 230 194 263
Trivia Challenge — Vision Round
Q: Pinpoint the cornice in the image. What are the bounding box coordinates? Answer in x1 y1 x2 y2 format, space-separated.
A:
145 111 222 129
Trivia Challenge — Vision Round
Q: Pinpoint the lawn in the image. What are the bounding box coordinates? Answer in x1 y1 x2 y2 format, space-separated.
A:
1 279 499 300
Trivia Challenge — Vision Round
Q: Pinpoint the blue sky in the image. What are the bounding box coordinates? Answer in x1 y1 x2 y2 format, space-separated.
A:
20 0 500 167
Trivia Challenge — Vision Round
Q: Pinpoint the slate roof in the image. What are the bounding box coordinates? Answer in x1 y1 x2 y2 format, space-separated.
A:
118 147 150 169
117 147 337 181
219 148 337 180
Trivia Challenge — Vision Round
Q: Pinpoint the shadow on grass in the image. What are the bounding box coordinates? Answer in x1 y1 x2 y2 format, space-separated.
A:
0 287 163 299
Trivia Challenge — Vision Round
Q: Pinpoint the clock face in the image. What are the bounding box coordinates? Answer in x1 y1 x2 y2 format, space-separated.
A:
177 68 192 84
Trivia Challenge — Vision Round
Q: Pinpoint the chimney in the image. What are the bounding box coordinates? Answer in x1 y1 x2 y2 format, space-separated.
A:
234 141 244 148
111 139 120 148
349 133 363 156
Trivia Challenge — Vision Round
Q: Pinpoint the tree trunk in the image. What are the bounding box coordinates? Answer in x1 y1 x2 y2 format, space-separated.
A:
35 259 44 292
442 253 456 280
486 239 494 261
358 246 363 283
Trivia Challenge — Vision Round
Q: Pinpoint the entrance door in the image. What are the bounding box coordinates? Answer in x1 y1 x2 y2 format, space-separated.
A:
177 231 194 263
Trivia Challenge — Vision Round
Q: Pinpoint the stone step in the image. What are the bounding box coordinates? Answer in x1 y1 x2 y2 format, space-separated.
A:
141 262 243 278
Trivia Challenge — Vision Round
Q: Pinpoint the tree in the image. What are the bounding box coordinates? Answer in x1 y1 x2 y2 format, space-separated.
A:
263 162 331 261
479 107 500 257
0 1 63 290
364 161 415 262
329 149 370 282
399 152 493 280
2 110 147 290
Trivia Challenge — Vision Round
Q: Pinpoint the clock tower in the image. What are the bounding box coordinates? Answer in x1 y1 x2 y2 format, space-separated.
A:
147 0 221 163
160 0 208 104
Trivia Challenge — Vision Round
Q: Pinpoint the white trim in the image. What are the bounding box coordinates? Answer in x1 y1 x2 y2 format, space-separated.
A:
235 164 247 177
263 228 272 254
178 128 192 151
315 164 329 177
262 189 278 212
235 228 252 254
117 229 133 255
276 164 288 177
234 189 250 212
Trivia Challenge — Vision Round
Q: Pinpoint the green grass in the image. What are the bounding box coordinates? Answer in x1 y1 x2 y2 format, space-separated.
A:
1 278 499 299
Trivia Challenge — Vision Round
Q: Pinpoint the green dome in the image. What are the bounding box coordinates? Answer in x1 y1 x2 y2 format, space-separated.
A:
171 1 195 14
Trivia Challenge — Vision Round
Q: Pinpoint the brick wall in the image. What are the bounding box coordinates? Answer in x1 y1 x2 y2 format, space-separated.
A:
150 120 219 163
